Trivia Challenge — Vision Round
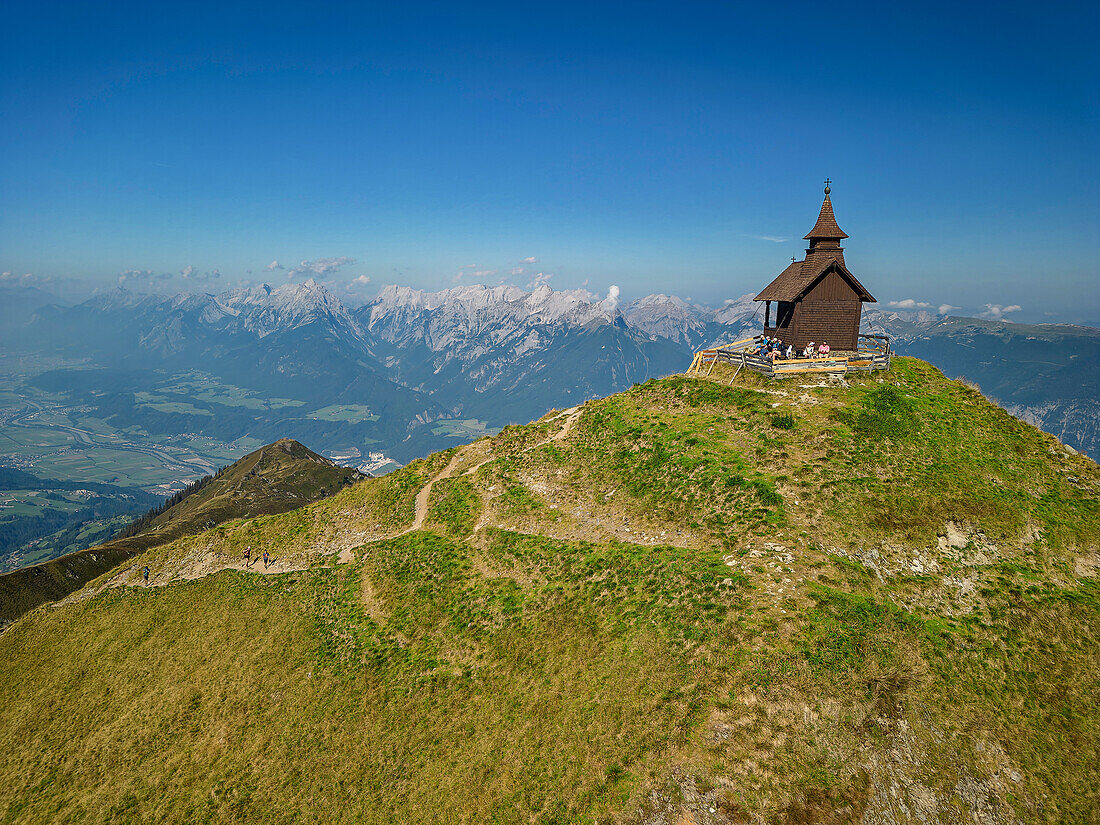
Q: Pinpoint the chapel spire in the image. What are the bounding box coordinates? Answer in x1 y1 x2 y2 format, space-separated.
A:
804 179 848 243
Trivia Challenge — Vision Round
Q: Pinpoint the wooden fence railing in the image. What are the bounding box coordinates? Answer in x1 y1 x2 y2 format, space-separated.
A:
685 337 758 376
856 333 890 355
686 334 891 379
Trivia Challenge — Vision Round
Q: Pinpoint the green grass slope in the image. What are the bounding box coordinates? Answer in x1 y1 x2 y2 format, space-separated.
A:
0 439 360 626
119 438 361 545
0 359 1097 824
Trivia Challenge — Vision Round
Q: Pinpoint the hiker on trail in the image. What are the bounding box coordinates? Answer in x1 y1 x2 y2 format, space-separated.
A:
244 546 251 568
820 341 831 356
142 566 149 585
806 342 817 358
263 549 269 569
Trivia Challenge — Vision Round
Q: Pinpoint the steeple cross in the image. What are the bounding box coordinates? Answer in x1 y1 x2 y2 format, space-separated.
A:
824 178 831 188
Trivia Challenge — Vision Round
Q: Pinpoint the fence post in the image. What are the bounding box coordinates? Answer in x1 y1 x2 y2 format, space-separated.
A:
731 351 745 384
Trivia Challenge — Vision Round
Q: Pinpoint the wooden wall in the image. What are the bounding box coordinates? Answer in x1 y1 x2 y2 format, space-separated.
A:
766 268 863 350
803 270 859 302
790 300 860 349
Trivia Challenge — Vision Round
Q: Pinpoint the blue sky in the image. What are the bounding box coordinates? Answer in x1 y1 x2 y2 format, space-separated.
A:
1 1 1097 321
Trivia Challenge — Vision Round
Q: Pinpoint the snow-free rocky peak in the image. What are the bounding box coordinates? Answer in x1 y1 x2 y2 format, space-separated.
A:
711 293 757 326
220 279 363 339
86 286 167 314
623 294 711 344
363 283 622 345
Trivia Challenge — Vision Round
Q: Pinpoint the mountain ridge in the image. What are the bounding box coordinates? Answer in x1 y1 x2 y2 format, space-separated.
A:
0 438 361 626
0 358 1096 823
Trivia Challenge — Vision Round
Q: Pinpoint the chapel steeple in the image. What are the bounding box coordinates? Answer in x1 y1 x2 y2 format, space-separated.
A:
804 179 848 252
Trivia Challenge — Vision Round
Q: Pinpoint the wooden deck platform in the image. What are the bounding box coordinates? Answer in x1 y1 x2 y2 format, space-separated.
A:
686 334 891 379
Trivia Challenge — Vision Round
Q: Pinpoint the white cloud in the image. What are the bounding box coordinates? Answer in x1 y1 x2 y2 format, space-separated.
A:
286 257 355 280
510 267 525 276
887 299 932 309
350 275 372 287
178 267 221 282
117 269 172 286
2 271 41 286
265 260 284 272
938 304 959 315
600 284 621 313
980 303 1022 320
526 271 553 289
0 271 90 298
755 236 788 243
521 256 537 264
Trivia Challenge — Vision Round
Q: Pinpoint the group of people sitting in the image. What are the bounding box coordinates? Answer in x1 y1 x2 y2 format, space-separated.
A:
753 336 832 361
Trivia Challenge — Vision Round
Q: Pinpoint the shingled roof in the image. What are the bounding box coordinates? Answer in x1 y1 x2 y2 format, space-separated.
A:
755 260 805 302
754 255 875 303
803 192 848 240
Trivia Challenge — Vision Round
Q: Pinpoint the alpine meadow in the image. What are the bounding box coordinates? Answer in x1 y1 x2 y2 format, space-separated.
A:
1 360 1096 823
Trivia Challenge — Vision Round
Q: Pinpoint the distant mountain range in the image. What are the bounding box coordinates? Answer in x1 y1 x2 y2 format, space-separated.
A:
3 281 1098 461
360 284 691 425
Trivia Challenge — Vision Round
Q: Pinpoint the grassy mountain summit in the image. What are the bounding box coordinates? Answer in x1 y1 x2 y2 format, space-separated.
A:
0 359 1097 824
0 439 360 626
115 437 362 545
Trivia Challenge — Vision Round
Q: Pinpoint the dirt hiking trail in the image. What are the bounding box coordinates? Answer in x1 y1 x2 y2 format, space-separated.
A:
52 404 587 609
